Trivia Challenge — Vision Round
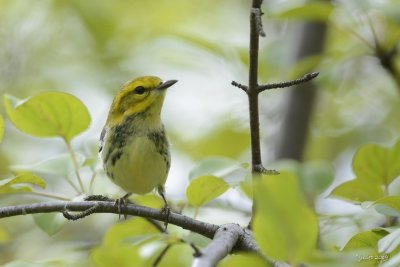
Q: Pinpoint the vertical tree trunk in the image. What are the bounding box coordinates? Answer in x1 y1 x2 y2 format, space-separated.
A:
274 20 328 161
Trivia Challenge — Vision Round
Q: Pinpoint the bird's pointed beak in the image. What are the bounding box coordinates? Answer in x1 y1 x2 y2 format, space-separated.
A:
157 80 178 91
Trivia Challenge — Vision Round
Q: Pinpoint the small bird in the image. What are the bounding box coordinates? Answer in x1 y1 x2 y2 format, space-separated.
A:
99 76 177 216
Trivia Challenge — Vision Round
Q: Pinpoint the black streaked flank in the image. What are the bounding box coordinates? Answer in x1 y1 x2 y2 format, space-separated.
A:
111 150 123 166
147 130 170 171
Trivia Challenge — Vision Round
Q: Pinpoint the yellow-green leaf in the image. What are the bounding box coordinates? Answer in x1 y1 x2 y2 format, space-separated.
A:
239 177 253 199
373 196 400 217
329 179 384 203
343 229 388 252
0 226 11 244
389 140 400 183
132 194 164 209
91 218 160 267
0 174 46 194
186 175 229 207
0 115 4 144
32 213 66 236
4 92 90 142
352 141 400 186
154 243 193 267
253 172 318 264
103 217 160 246
92 242 143 267
274 3 334 21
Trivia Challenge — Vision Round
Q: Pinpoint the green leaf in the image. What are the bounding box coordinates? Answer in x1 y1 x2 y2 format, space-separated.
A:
0 226 11 244
0 174 46 194
253 172 318 264
389 140 400 182
154 243 193 267
274 3 334 21
10 153 85 177
132 194 164 209
103 217 160 246
188 156 247 186
343 228 400 266
32 213 66 236
0 114 4 144
299 161 334 203
186 175 229 207
352 141 400 186
305 250 372 267
218 253 272 267
91 218 160 267
343 229 388 255
329 179 384 203
373 196 400 217
4 92 91 142
92 241 143 267
239 177 253 199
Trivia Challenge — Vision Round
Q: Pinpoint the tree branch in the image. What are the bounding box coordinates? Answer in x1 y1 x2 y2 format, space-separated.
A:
247 0 264 175
192 224 241 267
0 201 259 252
192 223 265 267
257 72 319 92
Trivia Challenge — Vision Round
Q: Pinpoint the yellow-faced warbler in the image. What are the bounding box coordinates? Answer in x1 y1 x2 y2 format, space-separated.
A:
100 76 177 216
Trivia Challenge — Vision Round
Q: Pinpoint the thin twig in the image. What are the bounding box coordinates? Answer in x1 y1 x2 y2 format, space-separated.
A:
257 72 319 92
231 81 248 92
253 164 279 175
62 203 100 220
190 243 202 257
152 244 172 267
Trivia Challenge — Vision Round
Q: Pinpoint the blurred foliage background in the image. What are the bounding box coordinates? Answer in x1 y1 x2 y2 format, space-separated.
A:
0 0 400 266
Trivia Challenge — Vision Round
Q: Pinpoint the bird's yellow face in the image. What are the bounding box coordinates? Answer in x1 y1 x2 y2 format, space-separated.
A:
107 76 177 126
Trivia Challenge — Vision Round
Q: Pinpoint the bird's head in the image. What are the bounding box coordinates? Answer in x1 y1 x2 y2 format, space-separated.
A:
107 76 177 126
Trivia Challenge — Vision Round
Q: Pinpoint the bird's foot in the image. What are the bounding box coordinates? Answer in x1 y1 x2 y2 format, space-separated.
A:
160 203 171 231
115 193 132 220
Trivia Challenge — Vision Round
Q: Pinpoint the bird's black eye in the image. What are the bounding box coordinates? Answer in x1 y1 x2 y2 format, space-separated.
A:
134 86 145 95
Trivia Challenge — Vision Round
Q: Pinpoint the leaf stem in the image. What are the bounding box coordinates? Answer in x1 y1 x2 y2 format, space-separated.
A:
64 140 85 193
